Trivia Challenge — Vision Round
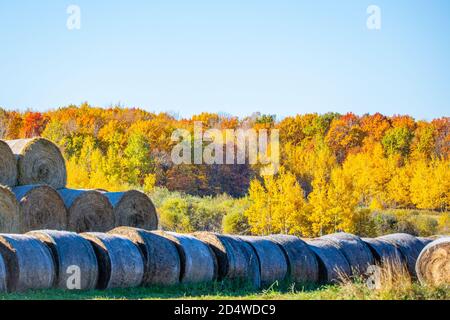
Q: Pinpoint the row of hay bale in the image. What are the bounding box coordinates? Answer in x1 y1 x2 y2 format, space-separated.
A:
1 229 445 293
0 186 158 233
0 138 159 233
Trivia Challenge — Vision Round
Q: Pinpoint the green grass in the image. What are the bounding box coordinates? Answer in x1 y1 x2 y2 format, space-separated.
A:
1 281 448 300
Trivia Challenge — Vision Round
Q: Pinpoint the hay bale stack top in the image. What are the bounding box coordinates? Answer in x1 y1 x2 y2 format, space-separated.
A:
0 140 17 186
0 234 55 292
239 236 288 287
268 234 319 284
80 232 144 289
321 233 374 275
102 191 158 230
194 232 261 288
0 186 21 233
58 189 114 233
362 238 404 265
415 236 450 287
6 138 66 189
109 227 180 286
27 230 99 290
304 238 352 284
12 185 67 233
377 233 425 277
153 231 217 284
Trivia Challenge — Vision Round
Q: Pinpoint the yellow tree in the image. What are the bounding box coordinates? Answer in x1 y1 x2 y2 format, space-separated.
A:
245 168 309 236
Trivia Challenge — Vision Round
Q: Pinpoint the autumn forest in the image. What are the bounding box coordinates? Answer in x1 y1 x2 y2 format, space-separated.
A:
0 104 448 238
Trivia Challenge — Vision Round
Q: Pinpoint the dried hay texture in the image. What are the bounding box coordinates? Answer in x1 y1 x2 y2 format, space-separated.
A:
321 232 375 275
0 140 17 186
304 238 352 284
362 238 404 265
268 234 319 284
80 232 144 289
12 185 67 233
239 236 288 287
6 138 66 189
102 191 158 230
27 230 99 290
194 232 261 288
153 231 217 284
0 234 55 292
58 189 114 233
416 236 450 287
0 186 21 233
377 233 426 278
109 227 180 286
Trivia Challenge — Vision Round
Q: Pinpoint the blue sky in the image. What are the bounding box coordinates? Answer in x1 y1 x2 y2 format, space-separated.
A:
0 0 449 120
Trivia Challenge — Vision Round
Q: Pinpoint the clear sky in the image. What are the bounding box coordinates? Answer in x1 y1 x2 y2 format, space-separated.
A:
0 0 449 120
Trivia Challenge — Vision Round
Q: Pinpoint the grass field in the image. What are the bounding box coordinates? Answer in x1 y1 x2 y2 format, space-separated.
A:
1 281 448 300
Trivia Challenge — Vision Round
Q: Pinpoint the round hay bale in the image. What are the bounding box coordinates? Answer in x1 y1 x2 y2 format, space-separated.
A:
153 231 217 284
12 185 67 233
0 140 17 186
417 237 434 247
268 234 319 284
108 227 180 286
27 230 98 290
377 233 426 277
362 238 404 265
304 238 352 283
80 232 144 289
321 233 375 275
239 236 288 287
6 138 66 189
0 186 21 233
194 232 261 288
102 191 158 230
416 237 450 287
0 234 55 292
0 254 6 293
58 188 114 233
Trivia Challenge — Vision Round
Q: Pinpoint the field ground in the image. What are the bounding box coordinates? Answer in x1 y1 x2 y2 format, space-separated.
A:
1 281 448 300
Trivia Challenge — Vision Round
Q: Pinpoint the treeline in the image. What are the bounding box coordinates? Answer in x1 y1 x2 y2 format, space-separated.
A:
0 104 448 236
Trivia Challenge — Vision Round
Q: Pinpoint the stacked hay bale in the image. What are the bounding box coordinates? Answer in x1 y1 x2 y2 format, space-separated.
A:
154 231 217 284
0 138 160 233
194 232 261 288
0 141 17 186
239 236 288 287
304 238 352 283
268 234 319 284
102 191 158 230
0 186 21 233
0 253 6 293
57 189 114 233
80 232 144 289
321 233 374 275
109 227 180 286
6 138 67 189
0 234 55 292
415 237 449 287
362 237 403 265
27 230 99 290
12 185 67 233
377 233 426 277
